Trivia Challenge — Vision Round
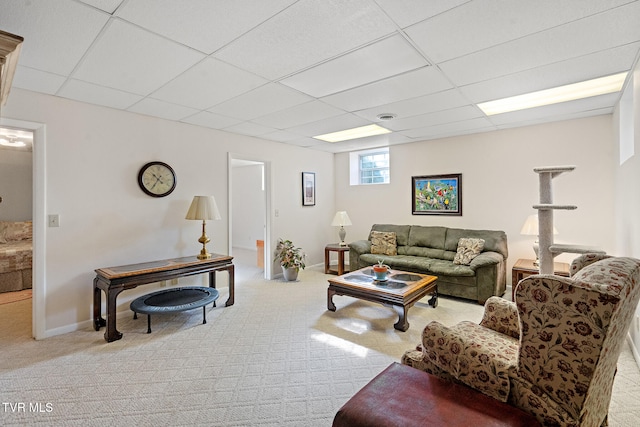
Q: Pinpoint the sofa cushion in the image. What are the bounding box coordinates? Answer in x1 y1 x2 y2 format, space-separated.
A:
370 231 397 256
407 225 447 250
454 238 485 265
429 259 475 277
405 246 446 259
370 224 411 246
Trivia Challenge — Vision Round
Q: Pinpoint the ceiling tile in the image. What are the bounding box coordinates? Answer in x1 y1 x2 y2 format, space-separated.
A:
251 101 345 129
284 114 371 138
261 130 303 142
407 0 635 63
280 34 428 97
73 19 205 95
127 98 199 121
354 89 470 121
214 0 396 79
495 107 614 131
384 106 483 131
78 0 124 14
58 79 142 109
460 42 640 103
150 58 267 110
400 117 495 139
322 67 453 111
439 1 640 86
181 111 242 130
223 121 276 137
12 66 66 95
116 0 297 54
0 0 110 75
375 0 471 28
208 83 312 121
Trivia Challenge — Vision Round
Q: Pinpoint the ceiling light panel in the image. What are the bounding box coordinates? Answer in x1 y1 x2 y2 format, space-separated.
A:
213 0 397 80
478 73 626 115
313 124 391 142
280 34 428 98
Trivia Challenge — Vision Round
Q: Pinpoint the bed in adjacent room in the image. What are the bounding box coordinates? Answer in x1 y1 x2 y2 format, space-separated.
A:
0 221 32 293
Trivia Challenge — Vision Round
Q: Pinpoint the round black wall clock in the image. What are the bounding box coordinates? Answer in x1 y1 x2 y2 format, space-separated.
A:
137 161 177 197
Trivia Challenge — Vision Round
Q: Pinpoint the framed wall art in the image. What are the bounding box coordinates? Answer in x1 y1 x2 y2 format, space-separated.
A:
412 174 462 216
302 172 316 206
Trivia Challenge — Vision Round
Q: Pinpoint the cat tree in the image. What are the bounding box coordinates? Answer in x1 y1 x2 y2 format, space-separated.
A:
533 166 604 274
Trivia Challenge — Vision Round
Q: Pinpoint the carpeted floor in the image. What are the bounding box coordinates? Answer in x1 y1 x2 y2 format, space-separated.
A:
1 255 639 426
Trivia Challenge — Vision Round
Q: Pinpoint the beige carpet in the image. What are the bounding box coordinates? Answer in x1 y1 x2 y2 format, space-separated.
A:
1 261 639 426
0 289 31 305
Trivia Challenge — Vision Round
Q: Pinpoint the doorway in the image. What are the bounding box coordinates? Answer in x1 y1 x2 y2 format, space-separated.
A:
0 118 46 339
228 153 271 280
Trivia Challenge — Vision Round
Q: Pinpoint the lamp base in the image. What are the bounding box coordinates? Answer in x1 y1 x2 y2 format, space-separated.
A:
197 220 212 260
197 251 212 260
338 226 347 246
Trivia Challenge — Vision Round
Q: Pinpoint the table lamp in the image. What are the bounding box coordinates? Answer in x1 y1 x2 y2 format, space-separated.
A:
331 211 352 246
186 196 222 260
520 214 558 266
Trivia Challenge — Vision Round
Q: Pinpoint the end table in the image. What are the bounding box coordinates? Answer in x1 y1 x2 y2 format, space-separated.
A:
325 244 349 275
511 258 570 300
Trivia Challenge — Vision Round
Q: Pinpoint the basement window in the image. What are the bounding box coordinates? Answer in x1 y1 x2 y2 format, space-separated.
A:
349 147 390 185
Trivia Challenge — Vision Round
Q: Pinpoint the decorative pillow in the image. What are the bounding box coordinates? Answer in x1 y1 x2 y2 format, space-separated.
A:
371 231 397 256
453 237 485 265
0 221 32 243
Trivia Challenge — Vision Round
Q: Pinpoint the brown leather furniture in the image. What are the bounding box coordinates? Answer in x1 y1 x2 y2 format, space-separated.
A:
333 362 540 427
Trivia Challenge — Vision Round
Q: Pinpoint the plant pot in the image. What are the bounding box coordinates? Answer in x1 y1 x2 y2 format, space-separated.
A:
282 266 299 281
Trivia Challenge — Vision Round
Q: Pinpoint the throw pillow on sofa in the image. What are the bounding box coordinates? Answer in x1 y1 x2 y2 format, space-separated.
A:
371 231 397 256
453 237 485 265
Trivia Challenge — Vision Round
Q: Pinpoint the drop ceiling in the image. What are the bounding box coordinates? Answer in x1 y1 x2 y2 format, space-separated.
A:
1 0 639 153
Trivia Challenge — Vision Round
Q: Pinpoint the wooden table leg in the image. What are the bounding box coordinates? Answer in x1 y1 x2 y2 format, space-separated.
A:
327 287 337 311
104 287 124 342
324 247 330 274
225 264 235 307
337 250 345 275
93 277 106 331
392 305 409 332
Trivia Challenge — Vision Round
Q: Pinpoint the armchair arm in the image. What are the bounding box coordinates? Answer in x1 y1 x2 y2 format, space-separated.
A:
569 253 611 276
479 297 519 339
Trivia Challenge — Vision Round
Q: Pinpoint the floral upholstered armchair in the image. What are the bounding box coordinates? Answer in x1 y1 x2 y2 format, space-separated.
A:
402 254 640 427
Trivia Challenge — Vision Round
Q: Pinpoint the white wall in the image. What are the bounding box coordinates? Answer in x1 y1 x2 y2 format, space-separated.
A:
3 88 335 335
614 59 640 361
335 115 616 275
0 148 32 220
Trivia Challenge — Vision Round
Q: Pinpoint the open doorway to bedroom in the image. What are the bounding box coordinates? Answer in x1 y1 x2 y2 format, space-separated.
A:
0 126 33 338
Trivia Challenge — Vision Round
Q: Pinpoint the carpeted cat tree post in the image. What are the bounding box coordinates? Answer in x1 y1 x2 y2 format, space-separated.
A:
533 166 605 274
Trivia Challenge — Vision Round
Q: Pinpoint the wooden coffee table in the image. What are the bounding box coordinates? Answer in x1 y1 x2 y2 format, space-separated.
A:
327 267 438 331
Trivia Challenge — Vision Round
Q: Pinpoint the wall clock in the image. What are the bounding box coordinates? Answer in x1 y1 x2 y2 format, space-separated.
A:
137 161 177 197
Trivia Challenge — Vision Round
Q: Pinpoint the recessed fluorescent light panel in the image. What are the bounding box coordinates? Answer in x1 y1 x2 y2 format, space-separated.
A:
313 124 391 143
478 72 627 116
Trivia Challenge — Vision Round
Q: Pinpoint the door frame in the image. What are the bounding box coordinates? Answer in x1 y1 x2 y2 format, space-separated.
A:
1 117 46 339
227 153 272 279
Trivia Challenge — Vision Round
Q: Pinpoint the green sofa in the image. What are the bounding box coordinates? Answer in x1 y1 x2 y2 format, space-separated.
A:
348 224 508 304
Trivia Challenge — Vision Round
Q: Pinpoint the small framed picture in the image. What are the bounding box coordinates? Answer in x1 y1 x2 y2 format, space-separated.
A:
302 172 316 206
412 174 462 215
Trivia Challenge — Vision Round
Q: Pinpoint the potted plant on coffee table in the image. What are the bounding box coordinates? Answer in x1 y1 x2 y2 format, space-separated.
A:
275 238 306 281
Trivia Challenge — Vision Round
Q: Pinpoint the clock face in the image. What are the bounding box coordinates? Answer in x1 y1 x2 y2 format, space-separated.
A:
138 161 177 197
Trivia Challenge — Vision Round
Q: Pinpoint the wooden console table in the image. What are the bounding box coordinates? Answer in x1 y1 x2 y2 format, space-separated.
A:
93 254 234 342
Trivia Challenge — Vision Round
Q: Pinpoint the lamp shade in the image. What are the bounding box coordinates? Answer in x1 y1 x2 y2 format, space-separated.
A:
185 196 222 221
331 211 352 227
520 214 557 235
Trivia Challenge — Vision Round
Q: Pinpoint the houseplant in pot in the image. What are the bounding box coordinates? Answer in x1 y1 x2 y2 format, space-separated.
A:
275 238 306 281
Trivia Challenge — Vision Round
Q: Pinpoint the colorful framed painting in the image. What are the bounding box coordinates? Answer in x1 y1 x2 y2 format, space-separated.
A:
412 174 462 216
302 172 316 206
